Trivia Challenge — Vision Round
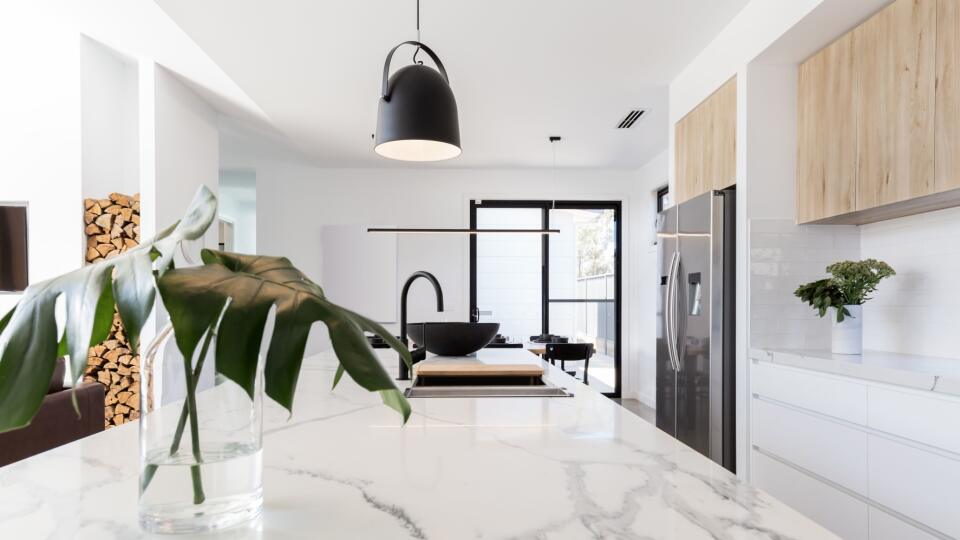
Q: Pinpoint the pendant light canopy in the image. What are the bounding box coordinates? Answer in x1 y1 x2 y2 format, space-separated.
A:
374 1 460 161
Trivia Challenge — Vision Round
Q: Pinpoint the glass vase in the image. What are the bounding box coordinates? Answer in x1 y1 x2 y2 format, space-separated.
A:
138 322 263 534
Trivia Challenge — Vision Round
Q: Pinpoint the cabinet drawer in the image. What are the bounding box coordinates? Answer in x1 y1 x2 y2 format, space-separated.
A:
868 386 960 455
753 398 868 495
868 507 939 540
753 361 868 424
753 450 866 540
868 435 960 538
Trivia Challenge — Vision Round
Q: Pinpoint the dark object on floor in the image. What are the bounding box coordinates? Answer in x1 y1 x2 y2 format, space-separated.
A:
545 343 594 384
0 358 105 467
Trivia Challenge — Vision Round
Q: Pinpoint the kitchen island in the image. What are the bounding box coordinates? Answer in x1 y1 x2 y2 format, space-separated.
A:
0 349 834 539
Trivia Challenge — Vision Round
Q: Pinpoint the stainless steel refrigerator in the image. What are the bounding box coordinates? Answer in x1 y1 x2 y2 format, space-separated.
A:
656 189 735 472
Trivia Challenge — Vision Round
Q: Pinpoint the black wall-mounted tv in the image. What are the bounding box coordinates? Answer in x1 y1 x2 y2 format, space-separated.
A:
0 205 28 292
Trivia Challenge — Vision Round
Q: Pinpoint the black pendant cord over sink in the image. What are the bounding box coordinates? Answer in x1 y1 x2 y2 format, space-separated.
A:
374 0 461 162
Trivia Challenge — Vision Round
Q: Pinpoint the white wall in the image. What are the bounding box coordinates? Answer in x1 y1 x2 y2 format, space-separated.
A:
860 207 960 359
150 66 220 260
218 169 257 254
0 4 82 317
630 151 669 407
81 37 139 200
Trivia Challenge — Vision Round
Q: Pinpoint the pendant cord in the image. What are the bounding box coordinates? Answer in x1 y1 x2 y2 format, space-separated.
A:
413 0 423 65
551 138 557 186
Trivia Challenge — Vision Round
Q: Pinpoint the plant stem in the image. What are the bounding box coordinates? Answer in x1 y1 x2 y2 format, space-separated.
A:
182 351 206 504
144 328 215 503
167 330 215 456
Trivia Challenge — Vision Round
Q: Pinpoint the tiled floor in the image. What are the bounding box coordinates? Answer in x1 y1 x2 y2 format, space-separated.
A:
613 398 656 424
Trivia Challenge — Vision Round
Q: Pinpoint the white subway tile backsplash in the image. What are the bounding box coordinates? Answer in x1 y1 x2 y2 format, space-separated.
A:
860 206 960 359
749 219 860 350
750 208 960 358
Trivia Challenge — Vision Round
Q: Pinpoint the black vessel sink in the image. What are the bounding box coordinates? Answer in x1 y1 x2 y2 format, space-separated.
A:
406 322 500 356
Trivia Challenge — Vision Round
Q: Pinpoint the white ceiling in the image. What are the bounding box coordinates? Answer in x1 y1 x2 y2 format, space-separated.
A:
157 0 751 169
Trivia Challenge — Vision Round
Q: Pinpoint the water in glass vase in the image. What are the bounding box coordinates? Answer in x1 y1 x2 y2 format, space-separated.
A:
139 442 263 534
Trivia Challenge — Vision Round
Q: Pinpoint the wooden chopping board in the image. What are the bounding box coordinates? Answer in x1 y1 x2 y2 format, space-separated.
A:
414 362 544 378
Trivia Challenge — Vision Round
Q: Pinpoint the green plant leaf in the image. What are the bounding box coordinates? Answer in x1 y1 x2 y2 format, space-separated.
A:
332 364 346 389
157 250 411 422
112 250 157 353
0 186 217 434
0 307 13 335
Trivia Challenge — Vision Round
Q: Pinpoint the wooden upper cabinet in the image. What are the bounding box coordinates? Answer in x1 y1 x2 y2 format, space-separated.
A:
797 32 857 223
711 78 738 191
936 0 960 193
674 77 737 205
854 0 937 210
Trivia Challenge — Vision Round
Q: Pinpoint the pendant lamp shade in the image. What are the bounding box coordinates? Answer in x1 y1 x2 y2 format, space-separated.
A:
375 41 461 161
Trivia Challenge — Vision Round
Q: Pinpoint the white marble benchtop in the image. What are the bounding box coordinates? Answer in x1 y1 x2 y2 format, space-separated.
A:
751 347 960 397
0 348 834 539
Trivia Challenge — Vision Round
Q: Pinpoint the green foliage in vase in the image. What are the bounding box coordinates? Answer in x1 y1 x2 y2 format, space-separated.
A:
157 250 410 417
794 259 896 323
825 259 896 305
0 186 412 436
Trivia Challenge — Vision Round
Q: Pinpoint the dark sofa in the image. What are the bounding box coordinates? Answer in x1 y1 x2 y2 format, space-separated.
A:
0 358 105 467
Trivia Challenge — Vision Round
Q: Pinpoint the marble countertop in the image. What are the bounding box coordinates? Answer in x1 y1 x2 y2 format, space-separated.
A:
751 347 960 397
0 348 834 539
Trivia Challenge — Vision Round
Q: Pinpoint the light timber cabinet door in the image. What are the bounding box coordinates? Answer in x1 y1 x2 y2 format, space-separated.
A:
674 113 694 203
711 77 737 191
855 0 937 210
936 0 960 193
797 33 857 223
674 76 737 204
675 106 707 203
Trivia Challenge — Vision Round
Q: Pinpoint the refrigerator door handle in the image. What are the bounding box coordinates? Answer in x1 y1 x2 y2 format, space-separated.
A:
666 252 681 372
664 251 676 371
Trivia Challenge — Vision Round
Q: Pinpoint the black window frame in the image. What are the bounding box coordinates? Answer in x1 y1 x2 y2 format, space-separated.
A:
469 199 623 398
656 186 670 213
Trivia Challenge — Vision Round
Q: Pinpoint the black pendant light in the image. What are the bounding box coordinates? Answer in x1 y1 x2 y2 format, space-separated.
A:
374 0 460 161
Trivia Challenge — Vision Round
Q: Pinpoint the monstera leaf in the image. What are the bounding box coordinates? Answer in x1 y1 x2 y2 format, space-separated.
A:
157 250 412 420
0 187 217 434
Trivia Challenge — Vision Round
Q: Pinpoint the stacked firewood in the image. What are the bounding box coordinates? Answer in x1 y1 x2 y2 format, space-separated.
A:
82 193 142 428
83 193 140 261
84 317 140 427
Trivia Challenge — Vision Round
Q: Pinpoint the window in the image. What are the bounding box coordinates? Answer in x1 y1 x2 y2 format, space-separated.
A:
656 186 671 213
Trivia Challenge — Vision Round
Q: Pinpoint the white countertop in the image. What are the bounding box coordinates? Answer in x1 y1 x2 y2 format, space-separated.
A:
0 349 834 539
751 347 960 397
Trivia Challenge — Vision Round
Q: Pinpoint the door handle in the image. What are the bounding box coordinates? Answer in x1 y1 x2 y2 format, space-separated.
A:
670 253 682 372
664 252 674 371
665 252 681 372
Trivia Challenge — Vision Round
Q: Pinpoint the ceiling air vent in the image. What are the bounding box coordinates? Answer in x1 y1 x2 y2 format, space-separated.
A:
616 109 645 129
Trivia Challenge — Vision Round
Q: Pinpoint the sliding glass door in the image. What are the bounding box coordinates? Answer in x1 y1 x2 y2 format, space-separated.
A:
470 200 621 397
473 205 544 342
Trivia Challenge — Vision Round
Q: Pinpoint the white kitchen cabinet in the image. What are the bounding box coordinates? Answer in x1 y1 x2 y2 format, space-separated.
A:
868 508 940 540
868 385 960 454
868 435 960 539
753 398 868 495
750 352 960 540
752 450 868 540
753 360 868 424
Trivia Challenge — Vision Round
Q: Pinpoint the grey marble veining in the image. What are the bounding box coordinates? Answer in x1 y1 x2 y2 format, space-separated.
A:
751 347 960 397
0 349 835 539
